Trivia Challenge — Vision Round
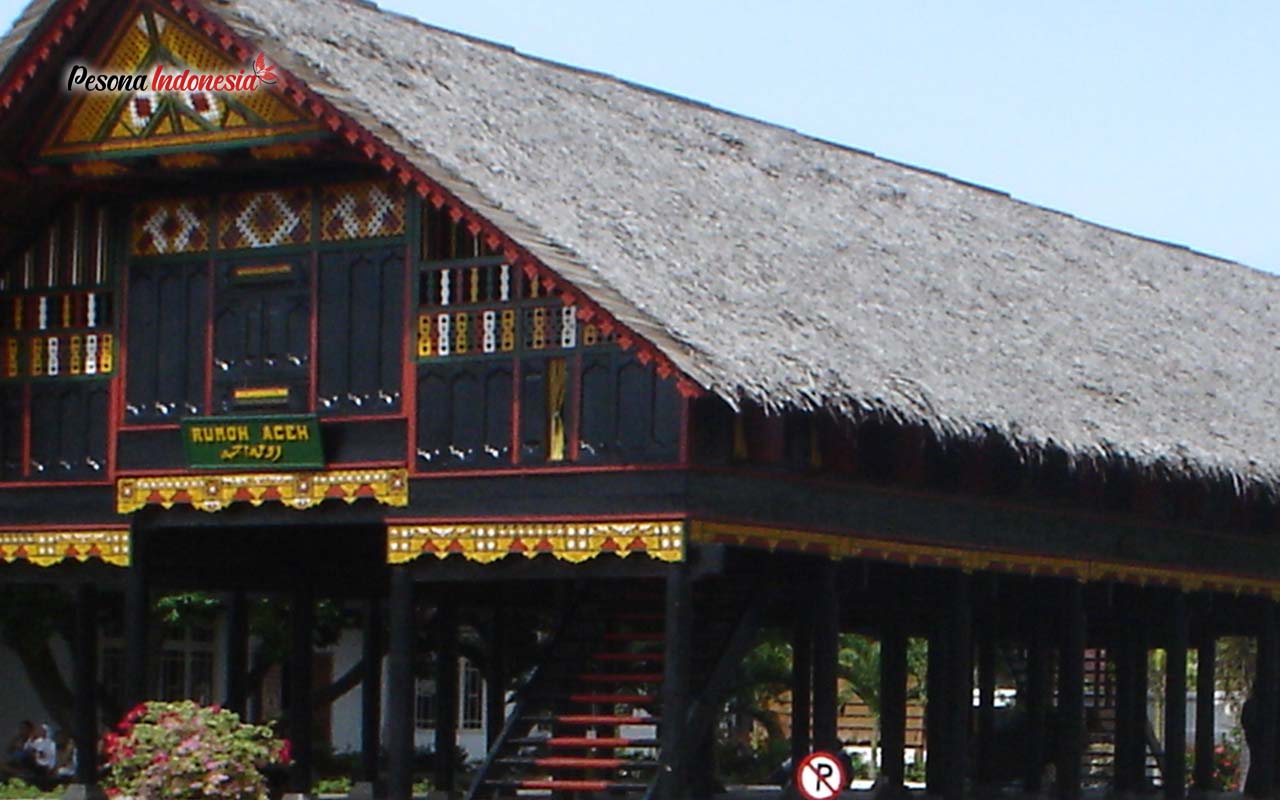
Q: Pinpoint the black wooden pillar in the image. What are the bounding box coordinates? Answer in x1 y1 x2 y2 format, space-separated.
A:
224 588 249 718
387 568 415 800
1025 613 1051 792
1114 624 1138 794
1056 580 1086 800
1256 601 1280 799
925 614 948 793
880 624 908 792
289 584 315 796
434 597 460 794
812 561 841 753
975 612 997 786
1115 600 1149 795
1192 621 1216 793
1164 591 1188 800
356 595 383 793
485 606 507 750
943 572 972 800
71 582 104 799
791 608 812 766
660 560 693 800
123 527 148 711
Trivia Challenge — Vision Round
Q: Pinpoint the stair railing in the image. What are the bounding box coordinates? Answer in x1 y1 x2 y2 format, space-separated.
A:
463 587 583 800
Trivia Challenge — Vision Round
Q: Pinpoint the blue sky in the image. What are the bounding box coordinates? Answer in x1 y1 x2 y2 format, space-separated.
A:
4 0 1279 273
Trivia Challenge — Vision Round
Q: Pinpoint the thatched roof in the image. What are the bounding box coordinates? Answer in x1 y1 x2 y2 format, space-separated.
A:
4 0 1280 488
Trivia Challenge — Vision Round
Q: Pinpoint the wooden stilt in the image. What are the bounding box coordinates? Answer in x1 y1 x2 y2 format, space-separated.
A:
1193 611 1216 793
224 588 249 718
660 560 693 800
880 624 908 792
352 595 382 797
792 603 812 768
123 527 148 711
926 614 948 794
289 584 315 798
1025 611 1051 792
434 597 459 794
943 571 972 800
1164 592 1188 800
485 605 506 751
69 583 104 800
976 615 996 787
387 568 414 800
1258 601 1279 799
1057 580 1085 800
812 561 840 753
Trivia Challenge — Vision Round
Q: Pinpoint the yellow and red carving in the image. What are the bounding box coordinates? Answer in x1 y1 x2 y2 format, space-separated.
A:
40 4 320 161
117 468 409 513
387 520 685 565
0 528 130 567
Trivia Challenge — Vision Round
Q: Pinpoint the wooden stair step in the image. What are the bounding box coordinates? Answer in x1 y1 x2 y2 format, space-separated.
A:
609 612 664 621
568 692 658 704
488 780 649 792
546 736 658 748
591 652 665 662
576 672 664 683
604 632 663 642
555 714 661 725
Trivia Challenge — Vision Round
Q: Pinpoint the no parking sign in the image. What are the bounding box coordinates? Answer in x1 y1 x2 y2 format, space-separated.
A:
795 751 847 800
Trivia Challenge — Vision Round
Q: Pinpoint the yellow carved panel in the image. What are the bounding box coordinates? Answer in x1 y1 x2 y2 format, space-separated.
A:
387 520 685 565
0 529 129 567
117 469 409 513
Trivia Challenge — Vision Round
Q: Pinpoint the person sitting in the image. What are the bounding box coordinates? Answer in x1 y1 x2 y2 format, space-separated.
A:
53 731 76 781
0 720 36 776
27 724 56 774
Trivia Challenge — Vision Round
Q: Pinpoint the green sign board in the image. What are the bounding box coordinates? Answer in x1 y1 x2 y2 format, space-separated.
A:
181 414 324 469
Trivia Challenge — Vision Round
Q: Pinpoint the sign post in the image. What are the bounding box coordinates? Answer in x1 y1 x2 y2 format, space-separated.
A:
796 751 847 800
181 414 324 469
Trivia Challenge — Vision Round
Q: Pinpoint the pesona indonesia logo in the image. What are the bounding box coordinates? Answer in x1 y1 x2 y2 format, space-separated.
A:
65 52 278 94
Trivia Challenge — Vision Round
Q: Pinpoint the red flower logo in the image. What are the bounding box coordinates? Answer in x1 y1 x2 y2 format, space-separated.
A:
253 53 278 85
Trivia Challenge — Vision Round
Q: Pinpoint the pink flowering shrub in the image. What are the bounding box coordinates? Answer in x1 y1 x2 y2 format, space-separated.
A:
103 701 290 800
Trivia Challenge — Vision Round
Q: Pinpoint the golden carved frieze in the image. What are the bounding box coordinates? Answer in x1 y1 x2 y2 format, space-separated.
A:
387 520 685 565
117 469 409 513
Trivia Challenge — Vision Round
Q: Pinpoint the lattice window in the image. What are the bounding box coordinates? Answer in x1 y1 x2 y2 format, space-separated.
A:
415 205 614 361
0 202 116 380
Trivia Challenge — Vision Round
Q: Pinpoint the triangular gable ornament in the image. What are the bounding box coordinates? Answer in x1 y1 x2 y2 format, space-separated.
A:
39 1 320 161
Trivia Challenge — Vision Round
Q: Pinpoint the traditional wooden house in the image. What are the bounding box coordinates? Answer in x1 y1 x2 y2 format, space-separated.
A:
2 0 1280 799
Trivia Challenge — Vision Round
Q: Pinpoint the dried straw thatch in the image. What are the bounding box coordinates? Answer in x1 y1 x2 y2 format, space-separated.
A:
4 0 1279 489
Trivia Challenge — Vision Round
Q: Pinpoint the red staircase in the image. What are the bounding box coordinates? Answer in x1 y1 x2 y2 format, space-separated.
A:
469 588 666 798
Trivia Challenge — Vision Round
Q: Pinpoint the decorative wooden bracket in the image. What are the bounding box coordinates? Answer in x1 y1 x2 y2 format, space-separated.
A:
387 520 685 564
117 468 409 513
0 528 130 566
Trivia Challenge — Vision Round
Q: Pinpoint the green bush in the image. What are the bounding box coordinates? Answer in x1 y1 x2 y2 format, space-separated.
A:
0 778 60 799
